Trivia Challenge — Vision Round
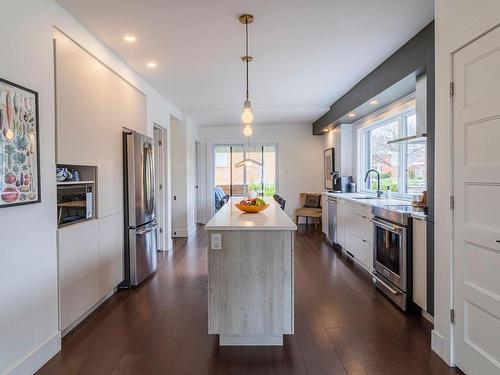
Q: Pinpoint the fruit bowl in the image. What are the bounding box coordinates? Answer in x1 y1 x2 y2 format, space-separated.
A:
235 203 269 213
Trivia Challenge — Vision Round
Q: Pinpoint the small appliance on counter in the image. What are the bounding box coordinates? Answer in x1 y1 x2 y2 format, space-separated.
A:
122 129 157 288
332 175 353 193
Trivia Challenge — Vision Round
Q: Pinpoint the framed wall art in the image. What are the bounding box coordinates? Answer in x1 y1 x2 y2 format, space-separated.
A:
0 78 40 208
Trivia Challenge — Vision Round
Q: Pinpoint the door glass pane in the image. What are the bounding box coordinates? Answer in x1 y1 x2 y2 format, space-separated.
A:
231 146 244 196
263 145 277 196
214 146 231 195
246 146 263 196
375 227 401 275
367 121 400 192
214 145 244 196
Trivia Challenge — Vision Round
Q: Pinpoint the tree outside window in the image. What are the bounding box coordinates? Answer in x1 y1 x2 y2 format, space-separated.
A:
362 110 426 197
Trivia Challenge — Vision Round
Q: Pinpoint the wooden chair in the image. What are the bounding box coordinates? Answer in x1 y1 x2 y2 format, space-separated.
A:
294 193 322 228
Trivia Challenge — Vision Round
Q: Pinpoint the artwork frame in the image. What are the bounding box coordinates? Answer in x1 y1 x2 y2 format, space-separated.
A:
0 78 41 208
324 147 335 190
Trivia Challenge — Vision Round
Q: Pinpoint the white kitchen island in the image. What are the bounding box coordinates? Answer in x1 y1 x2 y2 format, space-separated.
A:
205 197 297 346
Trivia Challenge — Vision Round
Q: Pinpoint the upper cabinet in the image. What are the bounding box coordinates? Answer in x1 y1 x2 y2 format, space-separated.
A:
54 32 147 217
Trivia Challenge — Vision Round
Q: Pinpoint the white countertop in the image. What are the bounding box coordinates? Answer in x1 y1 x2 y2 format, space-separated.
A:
322 192 428 220
205 197 298 231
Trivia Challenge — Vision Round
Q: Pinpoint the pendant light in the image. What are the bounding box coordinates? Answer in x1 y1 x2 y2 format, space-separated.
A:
240 14 254 129
235 14 262 168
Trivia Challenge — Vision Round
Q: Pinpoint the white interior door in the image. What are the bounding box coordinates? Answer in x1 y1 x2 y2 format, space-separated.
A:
453 25 500 375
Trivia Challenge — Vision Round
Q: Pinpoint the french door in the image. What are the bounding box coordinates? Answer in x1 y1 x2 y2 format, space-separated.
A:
213 143 277 198
453 25 500 374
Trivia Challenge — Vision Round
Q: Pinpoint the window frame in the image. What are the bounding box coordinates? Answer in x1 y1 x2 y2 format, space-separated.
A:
358 107 424 200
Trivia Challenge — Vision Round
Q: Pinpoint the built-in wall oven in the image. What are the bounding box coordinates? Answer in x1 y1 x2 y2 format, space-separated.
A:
371 205 412 311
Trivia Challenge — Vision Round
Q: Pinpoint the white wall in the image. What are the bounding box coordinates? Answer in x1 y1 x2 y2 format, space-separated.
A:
199 124 323 222
171 117 199 237
0 0 189 373
434 0 500 366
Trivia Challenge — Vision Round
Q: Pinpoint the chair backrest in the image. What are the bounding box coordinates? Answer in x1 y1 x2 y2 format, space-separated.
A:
299 193 321 208
273 194 286 210
214 186 227 210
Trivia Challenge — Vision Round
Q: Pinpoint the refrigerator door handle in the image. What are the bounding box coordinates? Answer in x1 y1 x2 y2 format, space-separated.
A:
136 222 158 235
143 143 155 214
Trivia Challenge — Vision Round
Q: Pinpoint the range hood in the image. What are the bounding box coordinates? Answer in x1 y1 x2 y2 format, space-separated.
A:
388 73 427 144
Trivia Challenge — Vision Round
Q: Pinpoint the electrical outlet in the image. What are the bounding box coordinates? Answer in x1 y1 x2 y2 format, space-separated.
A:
211 233 222 250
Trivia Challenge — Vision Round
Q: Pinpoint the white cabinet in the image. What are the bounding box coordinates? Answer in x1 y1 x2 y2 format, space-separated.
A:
98 213 124 295
337 199 346 248
321 194 328 235
58 215 125 333
55 32 147 218
337 199 373 272
412 217 427 310
58 220 100 331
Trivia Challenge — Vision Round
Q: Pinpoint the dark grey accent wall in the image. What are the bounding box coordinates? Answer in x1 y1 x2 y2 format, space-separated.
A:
313 22 435 316
312 22 434 135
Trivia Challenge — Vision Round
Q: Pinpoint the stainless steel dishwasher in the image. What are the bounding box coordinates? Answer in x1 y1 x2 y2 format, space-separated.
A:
327 196 337 244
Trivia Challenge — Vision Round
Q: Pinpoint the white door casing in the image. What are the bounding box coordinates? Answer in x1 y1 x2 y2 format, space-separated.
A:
453 25 500 375
153 125 167 251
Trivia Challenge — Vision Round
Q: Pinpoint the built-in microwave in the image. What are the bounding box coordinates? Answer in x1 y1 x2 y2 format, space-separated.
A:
57 184 94 226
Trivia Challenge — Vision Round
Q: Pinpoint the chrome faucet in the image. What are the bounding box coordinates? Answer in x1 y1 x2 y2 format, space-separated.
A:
364 169 384 198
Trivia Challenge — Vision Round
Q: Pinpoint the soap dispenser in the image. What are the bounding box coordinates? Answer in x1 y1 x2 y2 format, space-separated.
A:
385 186 391 199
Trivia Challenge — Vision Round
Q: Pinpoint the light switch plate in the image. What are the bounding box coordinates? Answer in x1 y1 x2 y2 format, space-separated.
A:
211 233 222 250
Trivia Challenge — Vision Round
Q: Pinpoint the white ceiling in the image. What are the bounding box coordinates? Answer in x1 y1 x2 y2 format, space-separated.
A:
56 0 434 127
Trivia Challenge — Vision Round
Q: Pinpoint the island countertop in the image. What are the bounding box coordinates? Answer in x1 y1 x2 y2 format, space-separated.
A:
205 197 297 231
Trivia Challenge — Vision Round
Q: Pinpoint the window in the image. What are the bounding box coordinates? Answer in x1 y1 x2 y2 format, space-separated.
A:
214 143 278 199
361 110 426 197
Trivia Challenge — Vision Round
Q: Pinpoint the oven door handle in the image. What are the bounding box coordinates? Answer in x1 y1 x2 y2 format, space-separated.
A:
370 218 401 232
372 273 402 295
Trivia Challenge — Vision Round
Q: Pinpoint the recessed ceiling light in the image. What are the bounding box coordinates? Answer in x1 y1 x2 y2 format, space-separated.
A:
147 62 157 68
369 99 378 105
348 113 356 118
123 35 136 42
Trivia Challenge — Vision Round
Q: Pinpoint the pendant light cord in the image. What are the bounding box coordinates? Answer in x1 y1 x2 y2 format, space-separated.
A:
245 19 249 102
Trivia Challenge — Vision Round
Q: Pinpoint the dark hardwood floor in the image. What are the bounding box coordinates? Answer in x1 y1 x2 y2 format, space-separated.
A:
38 226 461 375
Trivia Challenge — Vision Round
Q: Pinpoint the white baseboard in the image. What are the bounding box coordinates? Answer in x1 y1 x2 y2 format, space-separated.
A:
5 331 61 375
172 229 188 237
422 310 434 323
431 330 446 362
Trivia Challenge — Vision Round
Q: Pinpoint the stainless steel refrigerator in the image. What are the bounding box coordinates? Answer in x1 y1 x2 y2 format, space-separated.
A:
122 129 157 287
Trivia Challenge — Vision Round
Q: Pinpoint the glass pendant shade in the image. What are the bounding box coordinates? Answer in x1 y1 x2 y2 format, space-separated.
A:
241 100 253 125
243 125 253 136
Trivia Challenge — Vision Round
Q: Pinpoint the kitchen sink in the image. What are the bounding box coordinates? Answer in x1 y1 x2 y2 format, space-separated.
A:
351 195 381 200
